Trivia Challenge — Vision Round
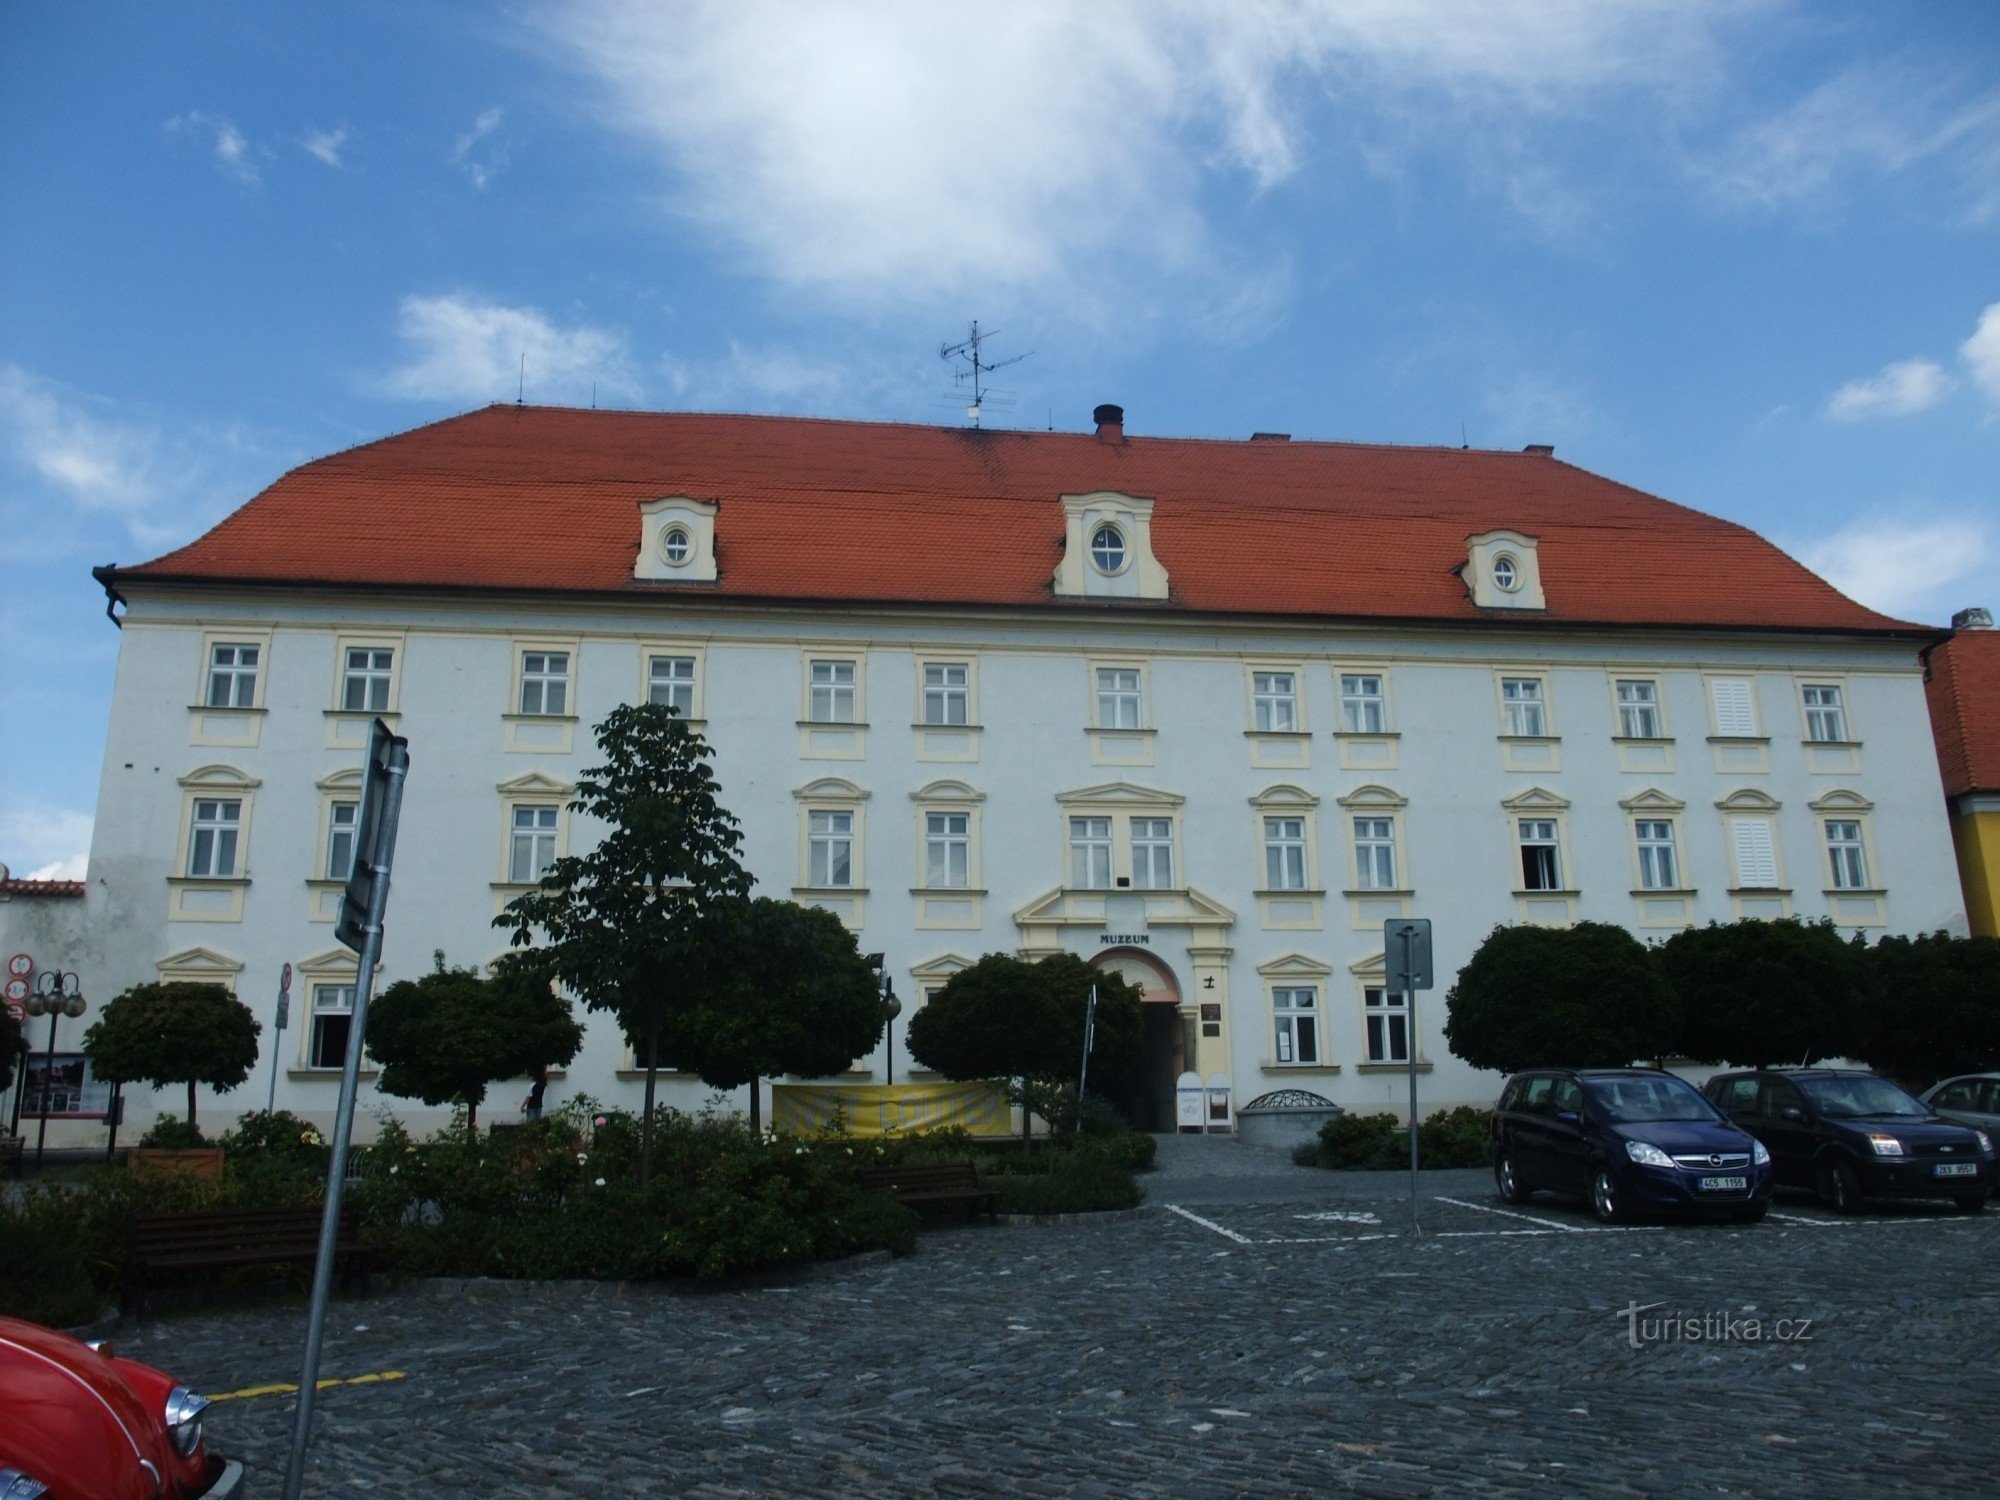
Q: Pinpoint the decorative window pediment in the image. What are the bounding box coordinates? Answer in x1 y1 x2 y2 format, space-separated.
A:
496 771 575 797
316 767 364 792
1249 783 1319 810
795 776 870 802
909 952 975 985
1463 529 1545 611
910 779 984 804
1619 787 1687 812
1053 491 1169 601
156 946 245 983
1337 784 1408 810
1717 787 1782 812
1809 789 1873 813
1056 781 1184 808
1349 951 1387 977
295 947 360 979
179 764 260 790
1257 952 1334 980
1501 786 1570 812
635 496 718 583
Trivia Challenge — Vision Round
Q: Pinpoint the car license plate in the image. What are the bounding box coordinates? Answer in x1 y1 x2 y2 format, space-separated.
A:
1698 1175 1747 1192
1934 1162 1977 1178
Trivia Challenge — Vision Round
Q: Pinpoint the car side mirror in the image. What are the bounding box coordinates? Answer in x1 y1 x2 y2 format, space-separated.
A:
1555 1109 1580 1125
1780 1106 1803 1122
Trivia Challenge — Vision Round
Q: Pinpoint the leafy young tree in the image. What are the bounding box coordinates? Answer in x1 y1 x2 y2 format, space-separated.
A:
1658 918 1865 1068
81 981 261 1132
1443 922 1679 1074
496 702 751 1181
366 950 584 1132
1853 931 2000 1087
906 952 1143 1142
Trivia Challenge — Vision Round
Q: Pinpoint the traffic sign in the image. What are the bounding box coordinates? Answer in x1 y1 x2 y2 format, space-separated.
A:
4 978 27 1003
1383 918 1434 991
6 953 32 979
5 1000 23 1024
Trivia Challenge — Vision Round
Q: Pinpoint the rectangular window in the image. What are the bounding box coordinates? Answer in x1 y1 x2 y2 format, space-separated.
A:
518 651 570 716
1272 986 1319 1065
922 663 970 726
1635 819 1678 890
925 811 970 888
1500 677 1547 737
1616 679 1661 738
1354 816 1398 891
341 647 394 713
309 983 355 1070
188 798 242 877
1096 667 1142 729
1803 684 1847 743
206 643 259 708
1131 818 1176 890
647 655 697 718
808 810 853 887
1730 819 1779 889
1340 673 1386 734
1263 816 1307 890
325 800 358 880
1710 677 1757 737
1252 671 1297 732
1069 817 1112 889
1365 987 1411 1064
1519 818 1561 891
809 660 857 723
509 805 558 884
1826 820 1868 889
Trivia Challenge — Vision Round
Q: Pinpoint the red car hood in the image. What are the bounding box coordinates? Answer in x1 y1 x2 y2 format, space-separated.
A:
0 1314 180 1500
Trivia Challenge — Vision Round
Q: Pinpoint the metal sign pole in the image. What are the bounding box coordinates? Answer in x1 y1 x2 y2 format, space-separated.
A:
283 736 406 1500
1403 927 1420 1238
267 963 292 1116
1077 984 1098 1121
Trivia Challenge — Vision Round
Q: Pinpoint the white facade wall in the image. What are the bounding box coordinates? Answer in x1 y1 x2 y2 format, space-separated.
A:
37 585 1965 1145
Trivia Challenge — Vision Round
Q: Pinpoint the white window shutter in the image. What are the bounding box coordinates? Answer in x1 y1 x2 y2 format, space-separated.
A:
1731 819 1778 888
1711 678 1757 737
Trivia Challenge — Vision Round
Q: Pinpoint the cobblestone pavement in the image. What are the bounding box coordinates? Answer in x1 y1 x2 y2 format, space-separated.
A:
137 1148 1999 1498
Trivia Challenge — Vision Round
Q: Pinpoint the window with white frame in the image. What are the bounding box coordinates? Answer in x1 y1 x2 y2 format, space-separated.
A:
341 647 394 713
1272 986 1320 1065
648 655 697 718
308 983 355 1070
1518 818 1561 891
809 810 854 887
1616 679 1662 738
1096 667 1142 729
187 798 243 877
1710 677 1758 737
1263 817 1307 890
325 800 358 880
1364 987 1411 1063
1729 818 1780 888
206 643 260 708
924 811 970 889
1131 818 1176 889
1825 819 1868 889
923 663 970 726
518 651 570 716
1635 819 1679 890
1340 673 1387 734
1354 816 1398 890
509 805 559 883
1500 676 1547 736
809 659 857 723
1802 684 1847 743
1252 671 1297 732
1069 817 1112 889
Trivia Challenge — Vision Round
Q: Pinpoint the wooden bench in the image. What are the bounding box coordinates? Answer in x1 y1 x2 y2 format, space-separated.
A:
0 1135 21 1180
858 1163 1001 1222
124 1206 378 1320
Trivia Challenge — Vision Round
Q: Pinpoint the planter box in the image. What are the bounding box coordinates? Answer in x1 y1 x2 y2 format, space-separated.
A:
127 1147 226 1181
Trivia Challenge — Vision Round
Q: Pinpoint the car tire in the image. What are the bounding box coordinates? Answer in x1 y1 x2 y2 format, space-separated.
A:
1954 1194 1986 1214
1819 1158 1864 1216
1732 1202 1768 1224
1494 1149 1530 1206
1590 1165 1623 1224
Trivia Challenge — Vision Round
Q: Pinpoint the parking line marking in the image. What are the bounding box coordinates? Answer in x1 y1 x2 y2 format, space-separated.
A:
1434 1195 1586 1232
1164 1204 1253 1245
1766 1211 1838 1226
208 1370 407 1404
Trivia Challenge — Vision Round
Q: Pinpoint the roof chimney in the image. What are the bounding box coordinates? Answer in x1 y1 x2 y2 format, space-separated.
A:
1952 606 1994 631
1250 432 1290 442
1523 443 1554 456
1093 404 1125 444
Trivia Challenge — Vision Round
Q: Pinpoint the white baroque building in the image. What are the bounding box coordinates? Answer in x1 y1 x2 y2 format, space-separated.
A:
21 402 1967 1142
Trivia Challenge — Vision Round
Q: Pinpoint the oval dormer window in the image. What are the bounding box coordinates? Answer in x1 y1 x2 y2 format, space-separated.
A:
1090 523 1127 575
661 525 693 566
1492 555 1519 592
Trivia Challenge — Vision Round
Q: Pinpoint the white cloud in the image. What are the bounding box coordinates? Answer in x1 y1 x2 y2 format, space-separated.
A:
304 127 348 168
1827 357 1954 421
0 365 159 518
168 111 263 184
1963 301 2000 405
0 803 92 883
450 107 507 188
1795 512 1993 624
375 293 639 405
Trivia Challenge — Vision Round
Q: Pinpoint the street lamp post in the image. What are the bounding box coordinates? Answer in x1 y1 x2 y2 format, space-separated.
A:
25 969 86 1175
881 976 902 1088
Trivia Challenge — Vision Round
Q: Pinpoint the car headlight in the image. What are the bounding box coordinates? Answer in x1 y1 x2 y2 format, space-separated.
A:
1865 1133 1904 1157
164 1385 211 1457
1625 1141 1675 1168
1752 1140 1770 1166
1977 1130 1994 1156
0 1469 50 1499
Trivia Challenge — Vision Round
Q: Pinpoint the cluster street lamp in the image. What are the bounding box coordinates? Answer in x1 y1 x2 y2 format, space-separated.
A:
23 968 86 1174
880 974 902 1088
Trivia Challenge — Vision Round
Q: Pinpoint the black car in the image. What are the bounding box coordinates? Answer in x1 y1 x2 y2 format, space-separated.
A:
1703 1069 1995 1214
1490 1068 1773 1223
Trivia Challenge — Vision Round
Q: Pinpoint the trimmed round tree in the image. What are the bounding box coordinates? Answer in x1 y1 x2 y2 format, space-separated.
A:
1854 931 2000 1088
1443 922 1679 1075
1658 918 1864 1068
82 981 261 1133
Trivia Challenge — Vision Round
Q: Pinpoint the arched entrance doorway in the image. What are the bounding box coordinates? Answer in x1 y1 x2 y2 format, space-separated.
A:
1091 948 1184 1132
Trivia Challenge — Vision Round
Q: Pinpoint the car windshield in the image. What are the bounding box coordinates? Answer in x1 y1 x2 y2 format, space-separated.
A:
1799 1076 1928 1119
1582 1076 1718 1124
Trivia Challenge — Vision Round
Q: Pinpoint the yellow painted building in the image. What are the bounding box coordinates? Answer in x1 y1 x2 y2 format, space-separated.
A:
1926 612 2000 938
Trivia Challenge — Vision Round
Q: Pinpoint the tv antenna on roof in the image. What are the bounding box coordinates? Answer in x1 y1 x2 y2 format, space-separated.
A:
940 321 1030 428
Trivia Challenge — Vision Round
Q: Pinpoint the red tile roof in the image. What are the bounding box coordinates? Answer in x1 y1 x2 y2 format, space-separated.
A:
0 879 84 898
1925 628 2000 798
111 404 1923 636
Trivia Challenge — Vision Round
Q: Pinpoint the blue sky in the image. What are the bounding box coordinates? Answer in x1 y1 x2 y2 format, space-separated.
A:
3 1 1998 878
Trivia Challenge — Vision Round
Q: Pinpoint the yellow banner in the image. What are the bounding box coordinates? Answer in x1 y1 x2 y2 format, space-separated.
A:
771 1081 1013 1138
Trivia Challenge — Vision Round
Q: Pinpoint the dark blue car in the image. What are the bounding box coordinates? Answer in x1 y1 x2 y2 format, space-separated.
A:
1491 1068 1774 1223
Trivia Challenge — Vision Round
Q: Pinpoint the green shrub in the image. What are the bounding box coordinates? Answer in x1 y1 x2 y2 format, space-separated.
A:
1416 1105 1491 1169
990 1154 1141 1215
138 1114 208 1149
1315 1112 1403 1169
1076 1130 1156 1172
1307 1107 1493 1171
